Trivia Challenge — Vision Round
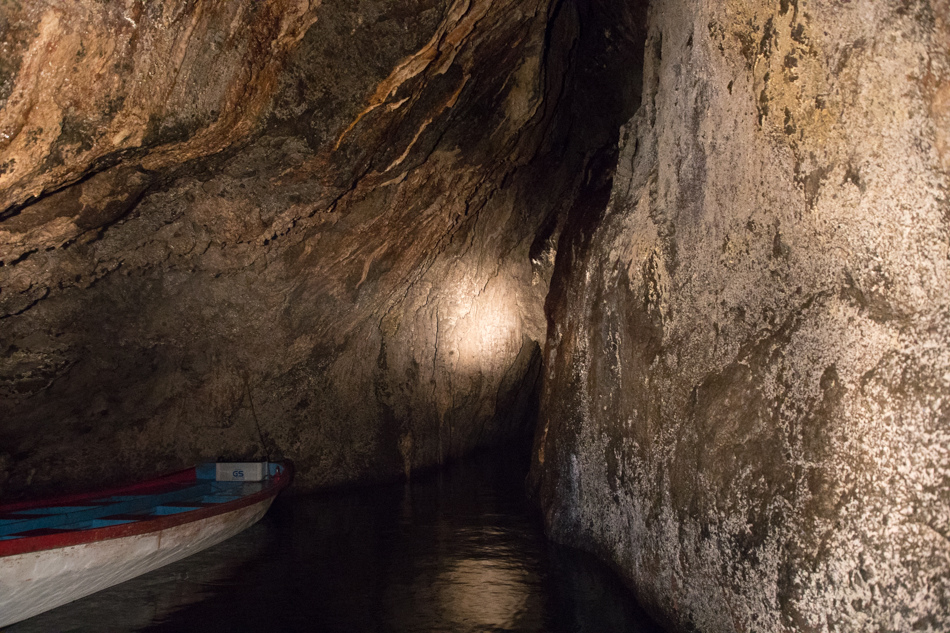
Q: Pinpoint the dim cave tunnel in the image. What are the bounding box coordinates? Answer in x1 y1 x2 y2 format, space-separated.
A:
1 0 949 631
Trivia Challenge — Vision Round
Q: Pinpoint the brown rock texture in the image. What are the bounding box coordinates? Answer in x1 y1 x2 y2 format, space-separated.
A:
532 0 950 631
6 0 949 628
0 0 595 495
0 0 318 212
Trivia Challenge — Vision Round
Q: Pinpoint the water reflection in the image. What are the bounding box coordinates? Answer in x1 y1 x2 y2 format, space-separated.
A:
8 450 663 633
437 558 536 628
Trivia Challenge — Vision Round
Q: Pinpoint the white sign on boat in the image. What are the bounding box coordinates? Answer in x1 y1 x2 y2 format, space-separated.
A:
214 462 267 481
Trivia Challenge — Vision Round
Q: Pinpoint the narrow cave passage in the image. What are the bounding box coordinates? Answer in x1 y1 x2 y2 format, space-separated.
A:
2 0 949 631
8 448 664 632
0 0 645 500
0 0 661 630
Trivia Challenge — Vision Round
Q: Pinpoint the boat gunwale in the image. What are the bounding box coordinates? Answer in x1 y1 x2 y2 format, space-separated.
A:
0 461 293 558
0 469 199 513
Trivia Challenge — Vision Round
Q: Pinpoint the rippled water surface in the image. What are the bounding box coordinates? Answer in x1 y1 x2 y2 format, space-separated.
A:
9 450 663 633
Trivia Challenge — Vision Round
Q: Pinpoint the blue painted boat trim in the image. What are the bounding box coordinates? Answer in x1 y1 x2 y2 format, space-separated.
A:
0 478 269 540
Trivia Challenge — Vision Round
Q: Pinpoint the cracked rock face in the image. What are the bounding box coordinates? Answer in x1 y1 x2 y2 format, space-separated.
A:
532 0 950 631
0 0 584 494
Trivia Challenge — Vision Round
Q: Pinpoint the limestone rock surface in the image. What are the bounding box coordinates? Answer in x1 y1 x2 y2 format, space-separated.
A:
532 0 950 631
0 0 581 494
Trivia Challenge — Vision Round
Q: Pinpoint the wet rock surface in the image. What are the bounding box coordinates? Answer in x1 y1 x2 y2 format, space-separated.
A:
0 0 591 494
531 0 950 631
4 0 950 630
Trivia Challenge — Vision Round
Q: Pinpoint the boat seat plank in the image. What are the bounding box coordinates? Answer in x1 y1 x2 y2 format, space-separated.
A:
0 481 222 539
0 466 286 543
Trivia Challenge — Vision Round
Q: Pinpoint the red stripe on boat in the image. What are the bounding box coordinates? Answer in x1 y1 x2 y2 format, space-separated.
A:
0 468 198 513
0 463 292 558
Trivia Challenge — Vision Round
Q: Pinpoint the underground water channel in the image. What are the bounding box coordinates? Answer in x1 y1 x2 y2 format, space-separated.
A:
6 446 664 633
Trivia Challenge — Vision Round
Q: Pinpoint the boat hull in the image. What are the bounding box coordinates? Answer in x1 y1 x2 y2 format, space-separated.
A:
0 494 274 627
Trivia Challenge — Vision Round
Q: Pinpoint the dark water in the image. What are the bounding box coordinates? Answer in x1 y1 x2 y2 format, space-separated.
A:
9 450 663 633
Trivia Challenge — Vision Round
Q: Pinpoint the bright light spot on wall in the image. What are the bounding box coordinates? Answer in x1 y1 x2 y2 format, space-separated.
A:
449 278 522 375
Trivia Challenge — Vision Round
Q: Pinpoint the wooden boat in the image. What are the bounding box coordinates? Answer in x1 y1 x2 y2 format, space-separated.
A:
0 460 292 627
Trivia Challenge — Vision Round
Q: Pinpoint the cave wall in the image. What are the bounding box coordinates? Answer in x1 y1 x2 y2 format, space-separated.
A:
532 0 950 631
0 0 589 495
5 0 948 627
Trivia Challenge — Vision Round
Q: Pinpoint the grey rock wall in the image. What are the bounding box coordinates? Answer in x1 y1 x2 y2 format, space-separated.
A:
532 0 950 631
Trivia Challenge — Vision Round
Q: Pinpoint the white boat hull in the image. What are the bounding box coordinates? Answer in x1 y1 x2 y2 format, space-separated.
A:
0 496 274 628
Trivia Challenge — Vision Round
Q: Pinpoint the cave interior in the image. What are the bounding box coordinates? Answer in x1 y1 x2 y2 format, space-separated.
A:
2 0 949 631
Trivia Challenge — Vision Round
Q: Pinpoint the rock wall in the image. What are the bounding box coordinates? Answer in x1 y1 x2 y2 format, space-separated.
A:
532 0 950 631
0 0 590 495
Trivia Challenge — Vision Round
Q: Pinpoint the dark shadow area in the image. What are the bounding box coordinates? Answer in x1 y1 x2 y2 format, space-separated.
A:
529 0 650 304
8 448 664 633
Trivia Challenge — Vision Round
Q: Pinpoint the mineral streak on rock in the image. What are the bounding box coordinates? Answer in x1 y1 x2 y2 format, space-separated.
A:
0 0 319 213
0 0 585 495
5 0 950 629
531 0 950 631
